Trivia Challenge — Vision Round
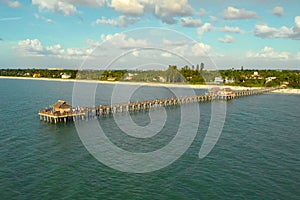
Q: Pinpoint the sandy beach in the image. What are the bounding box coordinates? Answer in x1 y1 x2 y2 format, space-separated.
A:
1 76 300 94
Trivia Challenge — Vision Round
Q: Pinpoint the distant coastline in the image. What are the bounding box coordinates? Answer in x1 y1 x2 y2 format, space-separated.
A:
1 76 300 94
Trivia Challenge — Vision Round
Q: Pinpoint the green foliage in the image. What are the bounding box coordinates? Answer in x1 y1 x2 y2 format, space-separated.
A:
1 68 299 88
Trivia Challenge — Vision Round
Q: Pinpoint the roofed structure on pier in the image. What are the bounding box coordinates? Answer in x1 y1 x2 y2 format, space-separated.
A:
52 100 71 113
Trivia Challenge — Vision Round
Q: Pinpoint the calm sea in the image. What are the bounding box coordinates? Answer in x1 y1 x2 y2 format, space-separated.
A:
0 78 299 199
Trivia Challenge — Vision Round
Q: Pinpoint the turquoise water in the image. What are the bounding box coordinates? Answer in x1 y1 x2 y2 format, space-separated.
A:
0 78 299 199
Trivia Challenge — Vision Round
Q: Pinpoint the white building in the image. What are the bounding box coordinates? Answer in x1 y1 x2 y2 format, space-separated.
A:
214 77 223 84
266 77 276 83
61 74 71 79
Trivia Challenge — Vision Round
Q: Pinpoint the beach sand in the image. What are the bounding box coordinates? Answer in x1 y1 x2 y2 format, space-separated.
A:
1 76 299 94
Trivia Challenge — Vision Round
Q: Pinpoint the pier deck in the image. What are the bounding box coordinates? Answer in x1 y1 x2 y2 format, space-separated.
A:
38 87 277 124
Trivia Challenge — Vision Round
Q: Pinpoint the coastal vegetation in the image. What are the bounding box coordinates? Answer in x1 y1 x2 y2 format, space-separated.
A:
1 67 299 88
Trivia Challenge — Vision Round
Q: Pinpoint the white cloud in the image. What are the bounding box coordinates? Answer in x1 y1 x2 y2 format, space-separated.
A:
0 17 22 21
32 0 77 15
197 23 212 36
161 52 172 57
96 17 118 26
246 46 290 60
197 8 206 17
180 17 202 27
218 26 245 33
154 0 194 24
31 0 192 24
132 50 139 57
34 13 53 23
162 39 189 46
95 15 138 27
210 16 218 23
162 39 211 57
110 0 145 16
191 43 211 56
16 39 93 59
218 35 234 43
295 52 300 60
255 16 300 40
110 0 194 24
223 6 257 20
7 0 21 8
17 39 43 56
100 33 149 49
272 6 284 17
197 23 244 37
32 0 106 15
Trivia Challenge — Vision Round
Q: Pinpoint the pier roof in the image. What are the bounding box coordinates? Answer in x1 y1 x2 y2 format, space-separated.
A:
52 100 71 111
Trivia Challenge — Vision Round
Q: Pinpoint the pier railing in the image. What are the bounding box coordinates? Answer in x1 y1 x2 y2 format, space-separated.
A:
38 87 277 124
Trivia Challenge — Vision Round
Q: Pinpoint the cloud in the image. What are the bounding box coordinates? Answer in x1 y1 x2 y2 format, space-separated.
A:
153 0 194 24
34 13 53 23
17 39 44 56
218 26 245 33
272 6 284 17
295 52 300 60
95 15 138 27
197 23 245 37
32 0 106 15
197 8 206 17
162 39 189 46
246 46 290 60
210 16 218 23
254 16 300 40
161 52 172 57
7 0 21 7
110 0 145 16
15 38 93 59
100 33 149 49
218 35 234 43
31 0 193 24
32 0 77 15
180 17 202 27
110 0 194 24
132 50 139 57
191 43 211 56
222 6 257 20
161 39 211 57
197 23 213 36
0 17 22 21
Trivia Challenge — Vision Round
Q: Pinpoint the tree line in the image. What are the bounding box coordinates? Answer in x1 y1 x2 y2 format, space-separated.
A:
1 67 299 88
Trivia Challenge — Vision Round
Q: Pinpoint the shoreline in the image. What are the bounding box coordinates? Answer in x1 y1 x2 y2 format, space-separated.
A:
1 76 300 94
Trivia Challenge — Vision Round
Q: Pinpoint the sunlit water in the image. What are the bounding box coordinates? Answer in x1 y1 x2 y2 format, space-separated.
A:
0 79 299 199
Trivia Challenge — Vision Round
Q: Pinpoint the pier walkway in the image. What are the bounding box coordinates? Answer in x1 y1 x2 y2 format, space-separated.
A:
38 87 276 124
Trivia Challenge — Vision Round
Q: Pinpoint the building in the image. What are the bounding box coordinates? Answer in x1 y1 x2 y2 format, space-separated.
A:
266 77 276 83
124 73 134 80
48 68 64 70
214 77 223 84
251 71 262 79
208 87 221 95
218 87 233 96
208 87 233 96
107 77 117 81
33 73 40 78
61 73 71 79
52 100 72 113
225 77 235 84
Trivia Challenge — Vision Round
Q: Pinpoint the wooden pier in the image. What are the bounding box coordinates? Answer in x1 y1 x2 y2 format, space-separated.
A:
38 87 276 124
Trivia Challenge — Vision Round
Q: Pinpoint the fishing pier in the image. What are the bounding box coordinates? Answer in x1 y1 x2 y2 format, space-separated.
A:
38 87 276 124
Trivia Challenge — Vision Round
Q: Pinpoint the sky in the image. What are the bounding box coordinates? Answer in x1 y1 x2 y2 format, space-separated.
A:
0 0 300 70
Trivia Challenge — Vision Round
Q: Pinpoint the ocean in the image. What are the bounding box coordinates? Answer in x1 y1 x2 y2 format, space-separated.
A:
0 78 299 199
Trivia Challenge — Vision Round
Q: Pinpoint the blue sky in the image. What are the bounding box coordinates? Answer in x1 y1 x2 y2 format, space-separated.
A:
0 0 300 70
